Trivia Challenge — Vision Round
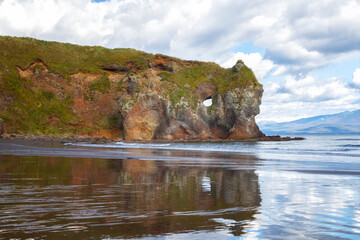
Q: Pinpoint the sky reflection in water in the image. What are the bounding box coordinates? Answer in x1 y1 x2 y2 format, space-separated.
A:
0 135 360 239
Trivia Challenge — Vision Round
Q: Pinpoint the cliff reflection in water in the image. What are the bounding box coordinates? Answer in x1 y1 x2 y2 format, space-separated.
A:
0 149 261 239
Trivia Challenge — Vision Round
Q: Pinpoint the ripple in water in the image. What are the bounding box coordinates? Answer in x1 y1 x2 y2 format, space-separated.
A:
0 135 360 239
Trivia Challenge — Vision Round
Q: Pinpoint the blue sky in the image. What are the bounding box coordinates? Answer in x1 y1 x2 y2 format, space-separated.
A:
0 0 359 122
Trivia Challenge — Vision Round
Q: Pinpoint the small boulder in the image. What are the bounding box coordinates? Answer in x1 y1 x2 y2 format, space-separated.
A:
231 60 245 72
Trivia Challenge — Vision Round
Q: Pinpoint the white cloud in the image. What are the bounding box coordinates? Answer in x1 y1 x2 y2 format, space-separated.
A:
0 0 360 121
281 75 353 101
257 75 359 122
353 68 360 88
1 0 360 71
258 98 360 122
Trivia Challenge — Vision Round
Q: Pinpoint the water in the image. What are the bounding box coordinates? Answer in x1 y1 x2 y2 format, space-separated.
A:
0 135 360 239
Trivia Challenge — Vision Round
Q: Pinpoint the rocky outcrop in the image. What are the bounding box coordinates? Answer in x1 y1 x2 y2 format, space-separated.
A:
118 56 264 141
10 57 264 141
7 57 264 141
0 36 264 141
119 74 264 141
231 59 245 72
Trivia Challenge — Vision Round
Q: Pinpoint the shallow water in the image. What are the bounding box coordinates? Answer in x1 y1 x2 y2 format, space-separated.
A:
0 135 360 239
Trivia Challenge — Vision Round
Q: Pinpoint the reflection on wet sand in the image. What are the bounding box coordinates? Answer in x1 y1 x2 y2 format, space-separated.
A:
0 149 261 239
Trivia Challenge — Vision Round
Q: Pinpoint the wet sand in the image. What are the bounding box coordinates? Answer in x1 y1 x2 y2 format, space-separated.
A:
0 133 304 145
1 135 359 239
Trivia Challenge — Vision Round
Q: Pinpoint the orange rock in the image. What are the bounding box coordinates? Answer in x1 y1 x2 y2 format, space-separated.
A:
123 96 166 141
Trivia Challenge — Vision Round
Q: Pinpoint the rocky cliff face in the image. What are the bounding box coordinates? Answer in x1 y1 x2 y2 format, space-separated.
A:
119 58 264 141
0 37 264 141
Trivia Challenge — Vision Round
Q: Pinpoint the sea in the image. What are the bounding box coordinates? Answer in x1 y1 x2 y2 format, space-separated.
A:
0 135 360 239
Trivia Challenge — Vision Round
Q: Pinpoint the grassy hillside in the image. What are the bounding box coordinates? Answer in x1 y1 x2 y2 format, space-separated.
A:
0 36 153 79
0 36 259 135
0 36 154 134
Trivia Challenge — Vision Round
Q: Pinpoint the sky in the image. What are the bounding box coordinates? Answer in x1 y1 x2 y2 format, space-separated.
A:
0 0 360 122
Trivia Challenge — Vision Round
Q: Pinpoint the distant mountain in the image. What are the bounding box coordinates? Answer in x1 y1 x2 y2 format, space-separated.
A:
258 109 360 135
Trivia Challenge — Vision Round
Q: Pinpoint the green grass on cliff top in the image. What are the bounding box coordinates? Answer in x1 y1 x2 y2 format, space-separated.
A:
0 36 153 79
0 36 258 88
168 62 259 95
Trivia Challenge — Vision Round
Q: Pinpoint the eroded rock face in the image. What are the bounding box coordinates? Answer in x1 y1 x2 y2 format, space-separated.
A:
118 61 264 141
120 84 264 141
123 95 167 140
196 82 217 100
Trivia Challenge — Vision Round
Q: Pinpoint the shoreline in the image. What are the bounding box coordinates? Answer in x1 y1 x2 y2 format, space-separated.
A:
0 133 305 144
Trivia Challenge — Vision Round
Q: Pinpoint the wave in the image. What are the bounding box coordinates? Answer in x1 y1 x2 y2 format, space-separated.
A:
115 142 171 147
65 140 360 158
65 141 258 154
290 169 360 176
339 144 360 148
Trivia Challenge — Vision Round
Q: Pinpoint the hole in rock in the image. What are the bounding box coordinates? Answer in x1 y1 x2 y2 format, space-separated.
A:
203 97 213 107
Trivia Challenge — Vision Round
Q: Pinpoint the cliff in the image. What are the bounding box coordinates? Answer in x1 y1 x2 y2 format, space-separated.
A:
0 36 264 141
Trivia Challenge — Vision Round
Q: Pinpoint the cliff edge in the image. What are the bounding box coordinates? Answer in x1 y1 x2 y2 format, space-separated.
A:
0 36 264 141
